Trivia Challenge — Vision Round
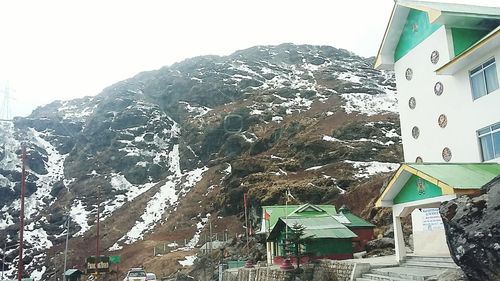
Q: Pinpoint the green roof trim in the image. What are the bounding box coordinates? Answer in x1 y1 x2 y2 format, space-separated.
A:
407 163 500 189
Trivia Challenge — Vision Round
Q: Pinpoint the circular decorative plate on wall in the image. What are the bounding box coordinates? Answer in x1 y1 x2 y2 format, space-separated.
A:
442 147 452 162
431 50 440 64
438 114 448 128
434 82 444 96
405 68 413 81
415 156 423 163
412 126 420 139
409 97 416 109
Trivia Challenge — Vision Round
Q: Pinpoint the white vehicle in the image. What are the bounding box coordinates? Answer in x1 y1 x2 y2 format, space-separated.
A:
123 268 147 281
146 273 157 281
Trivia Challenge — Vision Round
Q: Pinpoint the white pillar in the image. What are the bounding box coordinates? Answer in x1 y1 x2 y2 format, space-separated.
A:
266 241 272 265
393 210 406 263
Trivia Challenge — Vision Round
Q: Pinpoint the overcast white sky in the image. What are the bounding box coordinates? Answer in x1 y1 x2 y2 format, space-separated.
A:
0 0 498 117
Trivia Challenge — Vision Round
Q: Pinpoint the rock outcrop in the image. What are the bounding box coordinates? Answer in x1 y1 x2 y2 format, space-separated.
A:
440 177 500 281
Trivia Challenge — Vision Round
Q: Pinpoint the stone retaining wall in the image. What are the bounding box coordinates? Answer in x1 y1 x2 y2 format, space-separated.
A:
223 260 370 281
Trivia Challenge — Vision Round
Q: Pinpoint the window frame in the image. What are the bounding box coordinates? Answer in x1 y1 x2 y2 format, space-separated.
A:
469 58 498 100
477 122 500 161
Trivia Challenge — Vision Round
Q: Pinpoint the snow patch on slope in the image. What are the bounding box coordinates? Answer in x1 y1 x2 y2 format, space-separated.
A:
340 92 397 116
0 123 20 171
25 221 53 251
179 101 211 118
70 199 91 236
103 174 157 219
183 215 209 249
179 255 197 266
345 160 399 178
109 143 208 249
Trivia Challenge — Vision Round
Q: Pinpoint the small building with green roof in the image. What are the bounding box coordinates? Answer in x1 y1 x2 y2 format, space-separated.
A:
376 163 500 261
260 203 375 264
338 206 375 252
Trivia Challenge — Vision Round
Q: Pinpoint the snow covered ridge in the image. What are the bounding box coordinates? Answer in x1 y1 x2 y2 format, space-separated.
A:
222 48 397 122
58 97 99 121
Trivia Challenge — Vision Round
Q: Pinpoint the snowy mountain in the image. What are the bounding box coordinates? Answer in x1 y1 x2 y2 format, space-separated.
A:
0 44 401 280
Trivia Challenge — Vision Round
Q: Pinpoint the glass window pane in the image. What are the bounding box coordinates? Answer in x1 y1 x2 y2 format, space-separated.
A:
483 58 495 68
494 131 500 158
492 123 500 131
478 127 491 136
471 71 487 99
480 135 494 161
484 64 499 94
471 65 483 75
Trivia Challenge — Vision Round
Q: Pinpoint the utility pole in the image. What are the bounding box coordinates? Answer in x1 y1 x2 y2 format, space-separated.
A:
63 212 70 281
243 193 249 251
17 144 26 281
96 185 101 278
2 239 6 280
209 221 213 254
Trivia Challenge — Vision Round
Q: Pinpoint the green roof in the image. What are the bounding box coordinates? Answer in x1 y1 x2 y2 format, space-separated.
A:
338 207 375 228
268 215 357 240
407 163 500 189
262 204 337 230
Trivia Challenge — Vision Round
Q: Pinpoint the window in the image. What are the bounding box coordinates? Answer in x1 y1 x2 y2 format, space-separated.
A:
478 122 500 161
470 58 499 100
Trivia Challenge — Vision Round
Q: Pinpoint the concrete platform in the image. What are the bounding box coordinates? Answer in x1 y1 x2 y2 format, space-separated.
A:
346 255 399 268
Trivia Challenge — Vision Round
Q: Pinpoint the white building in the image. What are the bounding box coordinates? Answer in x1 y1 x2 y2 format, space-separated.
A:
374 0 500 262
375 0 500 164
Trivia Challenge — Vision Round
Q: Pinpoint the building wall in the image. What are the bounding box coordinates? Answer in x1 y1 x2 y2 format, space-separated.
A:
351 228 374 253
394 25 500 163
306 238 353 255
273 231 353 257
447 48 500 163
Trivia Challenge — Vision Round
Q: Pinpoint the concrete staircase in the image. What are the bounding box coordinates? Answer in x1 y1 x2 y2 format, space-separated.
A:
355 256 459 281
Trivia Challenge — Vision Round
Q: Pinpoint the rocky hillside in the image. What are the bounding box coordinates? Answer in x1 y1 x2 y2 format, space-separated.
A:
0 43 402 280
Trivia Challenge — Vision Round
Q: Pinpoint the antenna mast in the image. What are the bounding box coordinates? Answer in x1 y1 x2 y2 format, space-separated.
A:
1 82 12 121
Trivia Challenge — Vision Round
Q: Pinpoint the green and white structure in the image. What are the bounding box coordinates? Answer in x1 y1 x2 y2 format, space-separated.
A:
376 163 500 261
375 0 500 163
375 0 500 262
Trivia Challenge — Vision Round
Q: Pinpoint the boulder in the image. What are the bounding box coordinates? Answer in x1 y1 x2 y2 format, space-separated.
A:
365 237 395 252
440 177 500 281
